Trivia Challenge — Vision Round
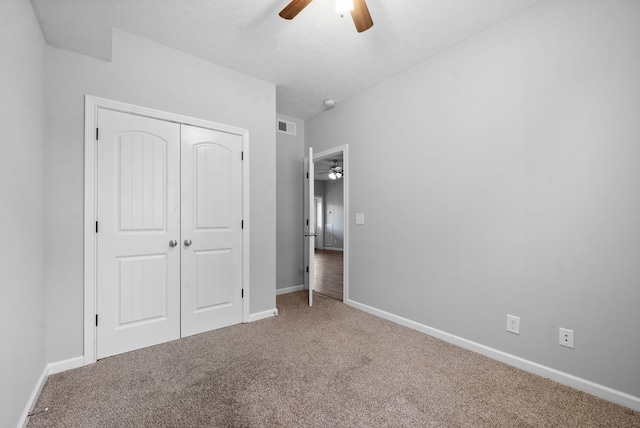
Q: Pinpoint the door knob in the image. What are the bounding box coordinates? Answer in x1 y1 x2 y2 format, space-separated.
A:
169 240 178 248
184 239 192 247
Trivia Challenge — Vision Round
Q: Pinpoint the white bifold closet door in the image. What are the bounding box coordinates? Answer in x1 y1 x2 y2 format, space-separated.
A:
96 109 242 359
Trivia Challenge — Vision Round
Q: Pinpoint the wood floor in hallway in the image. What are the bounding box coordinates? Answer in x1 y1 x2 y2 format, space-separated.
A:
314 249 343 301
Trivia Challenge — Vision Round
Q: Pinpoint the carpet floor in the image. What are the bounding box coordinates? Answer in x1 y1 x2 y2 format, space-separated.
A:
29 292 639 427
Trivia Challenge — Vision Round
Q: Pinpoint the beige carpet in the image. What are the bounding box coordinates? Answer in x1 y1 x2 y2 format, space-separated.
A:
29 292 639 427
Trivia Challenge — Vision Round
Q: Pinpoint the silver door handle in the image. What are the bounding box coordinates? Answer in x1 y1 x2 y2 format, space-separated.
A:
184 239 192 247
304 233 317 237
169 240 178 248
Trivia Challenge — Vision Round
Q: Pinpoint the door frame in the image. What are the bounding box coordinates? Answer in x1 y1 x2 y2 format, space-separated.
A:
312 145 348 302
83 95 251 365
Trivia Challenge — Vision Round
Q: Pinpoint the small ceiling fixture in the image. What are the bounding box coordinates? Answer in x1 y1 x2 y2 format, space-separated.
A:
323 99 336 110
328 161 344 180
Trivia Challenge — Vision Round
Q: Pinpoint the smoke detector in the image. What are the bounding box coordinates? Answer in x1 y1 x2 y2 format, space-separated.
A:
323 99 337 110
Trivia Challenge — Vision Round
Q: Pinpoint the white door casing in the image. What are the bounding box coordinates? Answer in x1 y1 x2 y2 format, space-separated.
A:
96 109 181 359
180 125 244 337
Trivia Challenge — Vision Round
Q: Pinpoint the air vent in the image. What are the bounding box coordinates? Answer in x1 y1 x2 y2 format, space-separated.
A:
277 119 296 136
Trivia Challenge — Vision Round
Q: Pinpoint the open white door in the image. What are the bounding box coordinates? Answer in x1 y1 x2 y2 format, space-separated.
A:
304 148 316 306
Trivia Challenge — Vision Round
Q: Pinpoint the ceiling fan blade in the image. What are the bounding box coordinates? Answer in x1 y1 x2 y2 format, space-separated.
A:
279 0 314 20
351 0 373 32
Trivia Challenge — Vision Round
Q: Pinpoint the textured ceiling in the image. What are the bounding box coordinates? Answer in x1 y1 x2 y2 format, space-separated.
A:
31 0 540 119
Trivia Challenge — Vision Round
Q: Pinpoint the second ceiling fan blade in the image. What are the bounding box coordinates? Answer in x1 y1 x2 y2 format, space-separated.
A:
351 0 373 32
279 0 314 20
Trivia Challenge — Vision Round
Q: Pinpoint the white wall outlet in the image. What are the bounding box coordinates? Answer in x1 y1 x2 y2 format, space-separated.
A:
559 327 574 348
506 314 520 335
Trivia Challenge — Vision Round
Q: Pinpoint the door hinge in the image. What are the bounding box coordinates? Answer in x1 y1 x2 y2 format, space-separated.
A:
306 172 309 179
95 314 99 327
96 128 99 141
306 266 309 273
241 151 244 160
306 219 309 226
241 220 244 229
95 221 98 233
241 289 244 298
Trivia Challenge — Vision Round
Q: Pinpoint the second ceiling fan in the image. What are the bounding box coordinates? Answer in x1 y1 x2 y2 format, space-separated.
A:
279 0 374 33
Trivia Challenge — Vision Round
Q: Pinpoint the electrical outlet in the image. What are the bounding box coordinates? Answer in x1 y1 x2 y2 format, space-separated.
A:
559 328 574 348
506 314 520 335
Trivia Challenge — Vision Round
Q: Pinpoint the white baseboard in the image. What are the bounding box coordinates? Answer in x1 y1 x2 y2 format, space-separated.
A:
19 356 84 428
276 284 305 295
47 356 84 375
345 298 640 412
321 247 343 252
248 308 278 322
18 366 47 428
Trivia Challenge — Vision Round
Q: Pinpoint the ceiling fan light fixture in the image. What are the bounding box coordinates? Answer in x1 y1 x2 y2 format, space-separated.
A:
336 0 354 14
279 0 373 33
326 161 344 180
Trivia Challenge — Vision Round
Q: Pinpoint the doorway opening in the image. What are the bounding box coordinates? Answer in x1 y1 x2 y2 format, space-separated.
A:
311 146 348 302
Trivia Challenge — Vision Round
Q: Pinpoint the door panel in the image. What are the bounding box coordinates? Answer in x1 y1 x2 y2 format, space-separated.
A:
97 109 181 359
195 144 231 228
196 250 231 308
181 125 243 337
117 254 167 324
118 134 167 231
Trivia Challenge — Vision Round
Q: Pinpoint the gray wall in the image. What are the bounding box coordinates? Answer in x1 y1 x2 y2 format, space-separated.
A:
315 178 344 249
306 0 640 398
0 0 47 425
314 180 326 198
324 179 344 249
276 114 305 290
314 181 325 249
45 29 277 363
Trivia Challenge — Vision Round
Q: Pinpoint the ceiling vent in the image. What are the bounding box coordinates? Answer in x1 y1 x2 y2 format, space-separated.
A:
277 119 296 136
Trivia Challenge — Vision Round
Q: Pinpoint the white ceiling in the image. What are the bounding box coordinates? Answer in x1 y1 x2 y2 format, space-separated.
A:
31 0 540 119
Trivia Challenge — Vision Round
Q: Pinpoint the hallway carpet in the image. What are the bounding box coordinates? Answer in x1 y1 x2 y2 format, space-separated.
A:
29 292 639 427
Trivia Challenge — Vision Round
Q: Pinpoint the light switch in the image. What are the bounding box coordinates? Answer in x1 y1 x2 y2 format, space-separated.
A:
355 213 365 225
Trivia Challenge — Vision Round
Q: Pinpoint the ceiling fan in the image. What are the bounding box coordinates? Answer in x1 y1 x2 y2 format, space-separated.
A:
279 0 374 33
316 160 344 180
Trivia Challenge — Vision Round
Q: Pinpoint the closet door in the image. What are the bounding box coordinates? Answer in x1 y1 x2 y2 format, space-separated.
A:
96 109 181 359
180 125 244 337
